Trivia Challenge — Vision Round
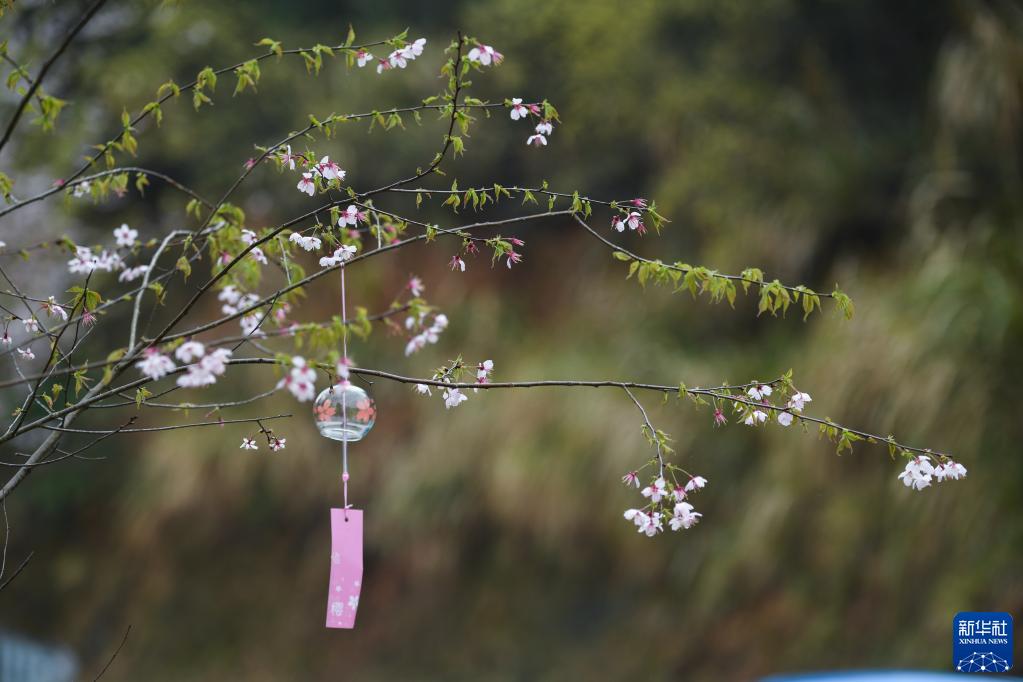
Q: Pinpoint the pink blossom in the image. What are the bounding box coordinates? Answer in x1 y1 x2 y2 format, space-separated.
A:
297 173 316 196
509 98 528 120
467 44 503 66
526 133 547 147
449 255 466 272
621 471 640 488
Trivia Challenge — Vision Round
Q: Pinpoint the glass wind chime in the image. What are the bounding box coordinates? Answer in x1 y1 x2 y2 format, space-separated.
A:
313 259 375 629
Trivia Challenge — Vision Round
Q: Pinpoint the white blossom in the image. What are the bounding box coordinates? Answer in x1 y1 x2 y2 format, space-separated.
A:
443 388 468 408
240 438 258 450
113 223 138 247
136 348 176 380
898 455 935 491
669 502 702 531
641 477 668 504
319 244 358 268
289 232 322 251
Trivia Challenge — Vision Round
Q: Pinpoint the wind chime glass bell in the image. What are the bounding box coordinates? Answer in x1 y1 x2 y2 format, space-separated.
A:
313 381 376 442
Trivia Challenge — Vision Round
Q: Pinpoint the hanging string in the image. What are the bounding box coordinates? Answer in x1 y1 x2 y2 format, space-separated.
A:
340 261 350 520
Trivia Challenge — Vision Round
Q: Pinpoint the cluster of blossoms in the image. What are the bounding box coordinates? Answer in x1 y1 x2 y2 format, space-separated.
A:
175 341 233 387
349 37 426 74
403 312 449 356
290 152 346 197
67 223 149 281
218 285 274 337
67 246 124 275
898 455 967 491
412 359 494 409
134 341 232 387
735 382 812 428
623 473 707 537
610 200 650 234
508 98 555 147
277 355 318 402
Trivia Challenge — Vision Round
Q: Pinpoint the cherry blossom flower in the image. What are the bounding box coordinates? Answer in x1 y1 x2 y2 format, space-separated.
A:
898 455 935 491
404 312 448 356
713 408 727 426
669 502 702 531
67 246 123 275
443 387 468 408
630 198 648 208
278 144 298 170
684 476 708 493
934 460 967 481
641 477 668 504
413 383 432 396
356 50 374 68
289 232 322 251
81 309 97 326
240 438 258 450
71 181 91 197
17 347 34 360
136 347 176 380
788 391 812 412
319 244 358 268
672 485 687 502
449 255 466 272
611 216 625 233
297 172 316 196
509 98 528 120
747 384 773 401
314 156 345 181
405 38 426 57
744 409 768 426
119 265 149 283
200 348 232 376
240 313 267 337
535 120 553 136
407 275 424 297
467 43 503 66
22 317 39 333
175 340 205 363
526 133 547 147
623 508 647 529
621 471 640 488
506 251 523 268
1 332 11 346
625 212 646 234
637 510 663 537
777 411 794 427
338 205 365 227
113 223 138 247
177 365 217 387
278 356 318 402
336 356 353 381
269 437 286 452
476 359 494 383
387 49 408 69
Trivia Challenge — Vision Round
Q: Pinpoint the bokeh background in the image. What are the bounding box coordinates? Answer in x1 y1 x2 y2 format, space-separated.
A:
1 0 1021 679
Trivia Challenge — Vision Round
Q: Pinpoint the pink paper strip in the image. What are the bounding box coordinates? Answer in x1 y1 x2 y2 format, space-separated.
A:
325 508 363 629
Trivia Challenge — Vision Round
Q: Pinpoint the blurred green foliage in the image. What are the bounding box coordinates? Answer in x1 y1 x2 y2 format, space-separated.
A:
1 0 1021 679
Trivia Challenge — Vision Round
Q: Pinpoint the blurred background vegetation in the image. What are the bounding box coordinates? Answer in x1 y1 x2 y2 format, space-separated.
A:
1 0 1021 679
